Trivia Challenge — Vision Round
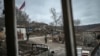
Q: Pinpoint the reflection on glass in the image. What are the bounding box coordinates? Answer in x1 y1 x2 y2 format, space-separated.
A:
72 0 100 56
16 0 66 56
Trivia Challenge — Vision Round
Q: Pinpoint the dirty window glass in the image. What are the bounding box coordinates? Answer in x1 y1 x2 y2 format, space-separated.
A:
15 0 66 56
72 0 100 56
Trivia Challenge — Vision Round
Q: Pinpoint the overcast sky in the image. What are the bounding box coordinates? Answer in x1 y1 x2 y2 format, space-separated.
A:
0 0 100 25
16 0 62 24
72 0 100 25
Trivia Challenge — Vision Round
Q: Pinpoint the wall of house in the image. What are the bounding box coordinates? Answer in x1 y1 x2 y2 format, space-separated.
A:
3 27 27 40
17 28 26 40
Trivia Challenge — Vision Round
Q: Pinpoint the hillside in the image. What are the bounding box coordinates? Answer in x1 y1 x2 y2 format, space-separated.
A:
75 23 100 32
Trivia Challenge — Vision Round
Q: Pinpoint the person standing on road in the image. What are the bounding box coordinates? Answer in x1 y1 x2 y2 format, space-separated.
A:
26 32 30 41
44 35 47 43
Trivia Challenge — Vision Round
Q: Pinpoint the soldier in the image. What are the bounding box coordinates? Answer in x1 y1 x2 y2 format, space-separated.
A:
26 32 30 41
44 35 47 43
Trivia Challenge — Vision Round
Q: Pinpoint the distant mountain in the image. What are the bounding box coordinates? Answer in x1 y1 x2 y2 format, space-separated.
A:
30 21 48 28
75 23 100 32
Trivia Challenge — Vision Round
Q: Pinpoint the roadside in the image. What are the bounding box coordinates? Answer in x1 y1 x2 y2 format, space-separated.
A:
29 36 66 56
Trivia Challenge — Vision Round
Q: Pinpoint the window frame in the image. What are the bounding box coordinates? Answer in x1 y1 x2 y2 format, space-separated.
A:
4 0 18 56
4 0 77 56
61 0 77 56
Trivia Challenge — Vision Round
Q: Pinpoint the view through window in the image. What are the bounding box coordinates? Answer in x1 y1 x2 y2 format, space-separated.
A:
15 0 66 56
2 0 100 56
72 0 100 56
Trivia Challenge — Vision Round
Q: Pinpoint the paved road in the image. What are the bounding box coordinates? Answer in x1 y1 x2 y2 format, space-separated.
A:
29 36 66 56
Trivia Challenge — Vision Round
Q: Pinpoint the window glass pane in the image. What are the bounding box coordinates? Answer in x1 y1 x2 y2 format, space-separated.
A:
0 0 7 56
72 0 100 56
15 0 66 56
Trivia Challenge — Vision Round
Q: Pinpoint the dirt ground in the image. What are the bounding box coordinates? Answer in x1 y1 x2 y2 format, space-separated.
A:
29 36 66 56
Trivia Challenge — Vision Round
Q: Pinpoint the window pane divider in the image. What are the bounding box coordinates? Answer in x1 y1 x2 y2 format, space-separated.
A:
61 0 77 56
4 0 18 56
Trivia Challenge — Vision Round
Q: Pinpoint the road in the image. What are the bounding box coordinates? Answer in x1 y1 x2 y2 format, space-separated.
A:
29 36 66 56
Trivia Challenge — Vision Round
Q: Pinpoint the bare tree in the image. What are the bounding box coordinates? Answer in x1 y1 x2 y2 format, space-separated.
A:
74 19 80 26
57 15 63 26
16 8 30 27
50 8 57 26
0 8 30 27
74 19 81 33
49 22 53 26
50 8 62 31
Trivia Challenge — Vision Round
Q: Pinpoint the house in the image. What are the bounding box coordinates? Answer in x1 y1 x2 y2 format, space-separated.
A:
3 27 27 40
17 27 27 40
